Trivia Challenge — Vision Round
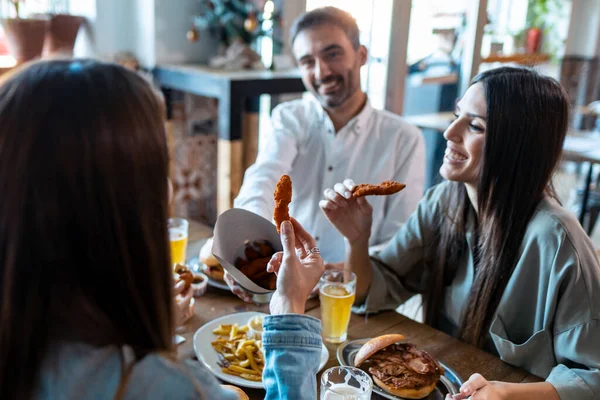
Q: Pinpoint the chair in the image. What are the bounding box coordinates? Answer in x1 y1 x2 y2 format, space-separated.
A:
572 101 600 235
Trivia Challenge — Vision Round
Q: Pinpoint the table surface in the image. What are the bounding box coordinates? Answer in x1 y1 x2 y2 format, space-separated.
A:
177 287 541 399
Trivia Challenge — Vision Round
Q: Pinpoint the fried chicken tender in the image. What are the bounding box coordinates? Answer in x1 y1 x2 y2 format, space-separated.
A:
352 180 406 198
273 175 292 233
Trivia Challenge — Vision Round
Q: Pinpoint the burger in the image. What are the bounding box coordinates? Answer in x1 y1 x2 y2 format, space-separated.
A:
354 334 442 399
200 238 225 281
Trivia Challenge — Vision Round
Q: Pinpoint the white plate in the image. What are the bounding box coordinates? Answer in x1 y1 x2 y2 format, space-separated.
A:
193 311 329 389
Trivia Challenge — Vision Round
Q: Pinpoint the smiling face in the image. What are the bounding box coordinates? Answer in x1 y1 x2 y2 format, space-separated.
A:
292 23 366 108
439 83 487 185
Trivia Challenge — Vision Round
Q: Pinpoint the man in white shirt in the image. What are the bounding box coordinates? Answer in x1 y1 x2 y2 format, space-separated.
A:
224 7 425 300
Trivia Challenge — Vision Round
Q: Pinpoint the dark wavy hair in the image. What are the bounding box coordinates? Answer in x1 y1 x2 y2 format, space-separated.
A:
425 67 570 348
0 60 173 398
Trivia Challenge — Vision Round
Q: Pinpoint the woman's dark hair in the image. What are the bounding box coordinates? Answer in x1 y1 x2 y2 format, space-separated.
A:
290 6 360 49
425 67 570 348
0 60 173 398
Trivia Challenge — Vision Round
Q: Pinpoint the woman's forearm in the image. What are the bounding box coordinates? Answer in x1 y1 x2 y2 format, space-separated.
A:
500 382 560 400
346 237 372 304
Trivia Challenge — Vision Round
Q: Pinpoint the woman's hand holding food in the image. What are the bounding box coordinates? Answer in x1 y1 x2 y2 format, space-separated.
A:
319 179 373 245
448 373 560 400
269 218 325 315
174 279 194 326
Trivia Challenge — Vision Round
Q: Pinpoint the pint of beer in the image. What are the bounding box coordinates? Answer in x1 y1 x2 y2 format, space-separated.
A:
168 217 188 266
319 270 356 343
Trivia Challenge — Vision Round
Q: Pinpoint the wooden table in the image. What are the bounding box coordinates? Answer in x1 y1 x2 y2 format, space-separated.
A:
177 288 540 399
154 64 305 214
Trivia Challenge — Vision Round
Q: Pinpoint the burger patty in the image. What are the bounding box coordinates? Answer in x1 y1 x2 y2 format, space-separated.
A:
367 343 441 390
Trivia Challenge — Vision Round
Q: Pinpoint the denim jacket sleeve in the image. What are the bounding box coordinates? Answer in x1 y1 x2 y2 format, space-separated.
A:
262 314 323 400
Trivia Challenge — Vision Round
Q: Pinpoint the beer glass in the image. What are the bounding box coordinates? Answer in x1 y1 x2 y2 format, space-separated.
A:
168 217 188 266
319 270 356 343
320 366 372 400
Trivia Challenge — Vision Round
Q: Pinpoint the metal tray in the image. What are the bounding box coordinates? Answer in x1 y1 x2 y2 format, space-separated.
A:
337 339 463 400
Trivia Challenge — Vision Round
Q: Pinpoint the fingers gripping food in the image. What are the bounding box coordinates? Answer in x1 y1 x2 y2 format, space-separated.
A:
273 175 292 233
352 180 406 198
354 334 442 399
174 264 194 291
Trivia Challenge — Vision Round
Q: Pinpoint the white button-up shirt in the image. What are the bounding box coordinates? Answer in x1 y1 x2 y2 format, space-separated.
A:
234 96 425 262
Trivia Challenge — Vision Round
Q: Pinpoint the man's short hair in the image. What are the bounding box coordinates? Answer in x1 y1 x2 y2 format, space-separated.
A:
290 7 361 50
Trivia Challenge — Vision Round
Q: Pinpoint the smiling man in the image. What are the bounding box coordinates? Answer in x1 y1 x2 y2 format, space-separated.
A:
230 7 424 278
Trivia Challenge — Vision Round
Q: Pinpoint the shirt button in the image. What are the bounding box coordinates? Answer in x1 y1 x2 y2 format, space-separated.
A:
315 236 320 241
328 166 333 172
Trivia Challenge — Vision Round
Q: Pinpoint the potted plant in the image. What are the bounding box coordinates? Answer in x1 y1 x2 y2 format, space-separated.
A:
1 0 49 64
43 0 85 57
525 0 565 55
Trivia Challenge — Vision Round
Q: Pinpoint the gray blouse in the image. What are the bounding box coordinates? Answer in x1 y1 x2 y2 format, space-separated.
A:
355 182 600 399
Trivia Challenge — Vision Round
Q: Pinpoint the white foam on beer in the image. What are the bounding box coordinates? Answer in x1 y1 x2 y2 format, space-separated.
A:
169 229 187 240
322 384 365 399
321 285 352 297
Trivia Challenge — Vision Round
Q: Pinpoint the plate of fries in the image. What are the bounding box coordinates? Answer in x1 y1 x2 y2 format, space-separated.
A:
193 311 329 389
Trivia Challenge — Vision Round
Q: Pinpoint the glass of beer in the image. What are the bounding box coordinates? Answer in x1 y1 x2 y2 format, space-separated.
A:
319 270 356 343
320 366 372 400
168 217 188 267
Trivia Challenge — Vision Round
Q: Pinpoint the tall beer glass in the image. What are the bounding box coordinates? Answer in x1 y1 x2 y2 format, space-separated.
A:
319 270 356 343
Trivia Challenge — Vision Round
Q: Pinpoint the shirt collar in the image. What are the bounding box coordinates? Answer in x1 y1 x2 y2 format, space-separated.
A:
311 94 373 135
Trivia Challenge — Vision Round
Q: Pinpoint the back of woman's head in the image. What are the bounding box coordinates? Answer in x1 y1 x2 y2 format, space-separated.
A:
0 60 173 398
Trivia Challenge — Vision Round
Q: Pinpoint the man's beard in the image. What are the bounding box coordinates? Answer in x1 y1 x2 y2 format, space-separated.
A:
313 72 358 108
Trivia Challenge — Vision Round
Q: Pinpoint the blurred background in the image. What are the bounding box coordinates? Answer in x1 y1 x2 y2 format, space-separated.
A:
2 0 598 245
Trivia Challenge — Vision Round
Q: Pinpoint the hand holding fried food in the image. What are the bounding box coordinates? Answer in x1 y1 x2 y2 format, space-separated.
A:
273 175 292 233
212 322 264 382
352 180 406 198
174 264 194 291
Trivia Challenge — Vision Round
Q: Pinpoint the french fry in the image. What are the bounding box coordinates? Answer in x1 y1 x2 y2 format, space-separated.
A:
237 339 256 350
229 365 260 375
212 322 265 382
230 324 239 340
245 347 260 373
222 367 241 376
241 373 262 381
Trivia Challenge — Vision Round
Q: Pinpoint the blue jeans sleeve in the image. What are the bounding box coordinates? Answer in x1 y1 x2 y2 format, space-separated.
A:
262 314 322 400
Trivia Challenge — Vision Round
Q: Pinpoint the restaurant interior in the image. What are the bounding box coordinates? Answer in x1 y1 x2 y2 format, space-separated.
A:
1 0 599 399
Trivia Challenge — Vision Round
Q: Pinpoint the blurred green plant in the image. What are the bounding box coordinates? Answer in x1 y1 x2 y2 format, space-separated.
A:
526 0 568 61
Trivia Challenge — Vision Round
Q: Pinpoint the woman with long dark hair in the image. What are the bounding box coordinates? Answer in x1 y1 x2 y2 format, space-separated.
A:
320 67 600 399
0 60 325 399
